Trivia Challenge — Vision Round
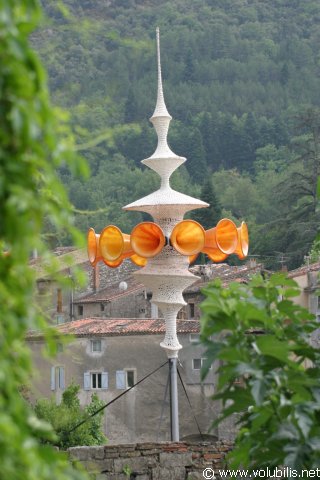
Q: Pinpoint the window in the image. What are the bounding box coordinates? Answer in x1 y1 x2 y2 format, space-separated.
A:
151 303 158 318
51 366 65 390
177 309 185 319
188 303 195 319
192 359 202 370
192 358 211 370
317 296 320 310
56 314 64 324
37 280 49 295
57 343 64 353
91 339 102 352
77 305 83 316
84 372 108 390
116 369 136 389
189 333 200 343
100 303 105 312
126 370 136 388
57 288 62 313
92 373 102 389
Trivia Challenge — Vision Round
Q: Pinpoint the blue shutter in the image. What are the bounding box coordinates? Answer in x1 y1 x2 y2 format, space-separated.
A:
101 372 108 390
51 367 56 391
59 367 65 390
116 370 126 389
84 372 91 390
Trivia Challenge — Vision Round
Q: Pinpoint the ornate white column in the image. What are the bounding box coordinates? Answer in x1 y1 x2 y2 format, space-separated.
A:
124 28 208 362
122 29 208 441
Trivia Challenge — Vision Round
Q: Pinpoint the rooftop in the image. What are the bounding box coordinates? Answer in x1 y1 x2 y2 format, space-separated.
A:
186 262 263 293
287 261 320 279
74 277 145 304
27 318 200 338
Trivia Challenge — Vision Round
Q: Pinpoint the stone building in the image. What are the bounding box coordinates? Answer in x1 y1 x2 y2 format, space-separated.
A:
72 259 263 322
287 260 320 315
32 248 139 324
27 318 223 444
178 261 263 320
32 245 264 325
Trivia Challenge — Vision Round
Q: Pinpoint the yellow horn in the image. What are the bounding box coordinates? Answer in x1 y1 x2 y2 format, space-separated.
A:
170 220 205 256
235 222 249 259
100 225 133 262
103 257 124 268
204 218 238 262
130 222 165 258
189 253 199 264
130 254 148 267
87 228 102 266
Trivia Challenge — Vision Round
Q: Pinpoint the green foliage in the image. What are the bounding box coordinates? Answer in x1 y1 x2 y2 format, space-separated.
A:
33 1 320 267
191 178 222 230
200 274 320 470
34 384 107 449
0 1 88 478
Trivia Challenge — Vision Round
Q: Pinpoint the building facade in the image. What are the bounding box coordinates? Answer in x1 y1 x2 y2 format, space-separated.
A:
27 318 224 444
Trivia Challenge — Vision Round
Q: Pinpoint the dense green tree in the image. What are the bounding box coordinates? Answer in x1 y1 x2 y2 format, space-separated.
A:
0 1 88 478
200 274 320 470
184 127 207 182
34 384 106 449
191 178 222 229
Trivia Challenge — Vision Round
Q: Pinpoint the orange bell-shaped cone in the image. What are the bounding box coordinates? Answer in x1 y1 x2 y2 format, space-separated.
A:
170 220 205 256
130 254 148 267
235 222 249 259
87 228 102 266
103 257 124 268
189 253 199 264
130 222 165 258
100 225 133 262
204 218 237 262
206 249 228 263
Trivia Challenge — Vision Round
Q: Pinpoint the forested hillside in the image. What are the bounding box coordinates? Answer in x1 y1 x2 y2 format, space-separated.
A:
36 0 320 268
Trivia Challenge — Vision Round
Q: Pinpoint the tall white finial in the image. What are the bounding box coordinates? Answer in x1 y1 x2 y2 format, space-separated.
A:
125 29 208 210
151 27 171 119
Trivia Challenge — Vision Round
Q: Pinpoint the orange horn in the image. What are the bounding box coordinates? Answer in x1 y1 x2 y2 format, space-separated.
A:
130 254 148 267
189 253 199 264
87 228 103 266
204 218 238 262
100 225 133 262
130 222 165 258
235 222 249 259
170 220 205 256
103 257 124 268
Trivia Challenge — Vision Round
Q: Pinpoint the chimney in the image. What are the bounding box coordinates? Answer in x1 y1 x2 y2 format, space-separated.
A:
93 263 100 292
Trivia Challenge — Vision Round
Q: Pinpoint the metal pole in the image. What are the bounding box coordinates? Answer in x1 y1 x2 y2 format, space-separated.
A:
169 358 179 441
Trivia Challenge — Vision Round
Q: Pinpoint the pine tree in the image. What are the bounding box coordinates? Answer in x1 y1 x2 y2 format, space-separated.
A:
191 178 222 229
185 128 208 183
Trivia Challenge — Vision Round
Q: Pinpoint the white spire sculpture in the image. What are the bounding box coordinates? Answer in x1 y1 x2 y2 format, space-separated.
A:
124 28 208 359
87 28 249 441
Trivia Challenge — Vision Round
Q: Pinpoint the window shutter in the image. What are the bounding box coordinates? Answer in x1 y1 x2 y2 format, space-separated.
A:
51 366 56 391
84 372 91 390
151 303 158 319
101 372 108 390
59 367 65 390
116 370 126 389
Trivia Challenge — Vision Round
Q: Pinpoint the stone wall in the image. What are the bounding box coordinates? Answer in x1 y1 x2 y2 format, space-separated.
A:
68 441 233 480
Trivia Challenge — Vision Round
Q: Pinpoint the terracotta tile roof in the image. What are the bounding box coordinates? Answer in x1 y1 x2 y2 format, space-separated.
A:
186 263 262 293
31 248 88 278
74 279 145 304
287 262 320 279
27 318 200 338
